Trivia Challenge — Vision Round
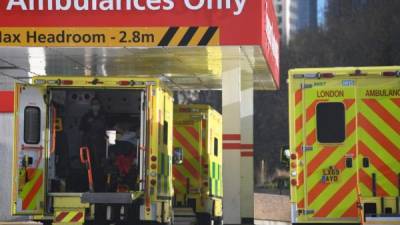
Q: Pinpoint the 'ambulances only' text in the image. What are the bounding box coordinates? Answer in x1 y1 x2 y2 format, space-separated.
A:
5 0 247 16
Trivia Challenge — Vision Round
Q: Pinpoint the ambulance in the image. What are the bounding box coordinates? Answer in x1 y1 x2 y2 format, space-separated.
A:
173 104 223 225
11 76 176 224
285 66 400 224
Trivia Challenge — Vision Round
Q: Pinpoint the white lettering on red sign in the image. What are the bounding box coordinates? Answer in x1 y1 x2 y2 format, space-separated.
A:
265 0 279 68
6 0 247 15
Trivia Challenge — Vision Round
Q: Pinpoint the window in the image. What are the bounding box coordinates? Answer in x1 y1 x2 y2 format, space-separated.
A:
24 106 41 144
277 5 282 13
214 138 219 156
163 121 168 145
316 102 346 143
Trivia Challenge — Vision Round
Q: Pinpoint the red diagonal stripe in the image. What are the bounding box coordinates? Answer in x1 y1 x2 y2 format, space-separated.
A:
298 199 304 208
295 89 302 106
185 126 200 141
182 158 200 179
22 173 43 210
298 171 304 187
295 116 303 133
296 143 303 159
307 145 356 205
363 99 400 135
346 118 356 137
55 212 69 222
359 141 398 187
359 169 389 196
358 114 400 161
306 99 327 122
174 127 201 161
173 167 187 184
392 98 400 107
343 99 355 109
314 174 357 217
71 212 83 222
307 146 338 176
341 202 358 218
306 129 316 145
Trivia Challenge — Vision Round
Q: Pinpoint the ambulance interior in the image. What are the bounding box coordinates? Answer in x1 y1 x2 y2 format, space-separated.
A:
49 89 143 193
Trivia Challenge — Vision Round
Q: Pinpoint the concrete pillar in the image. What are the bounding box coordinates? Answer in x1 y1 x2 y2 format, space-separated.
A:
240 54 254 224
222 47 254 224
222 48 242 224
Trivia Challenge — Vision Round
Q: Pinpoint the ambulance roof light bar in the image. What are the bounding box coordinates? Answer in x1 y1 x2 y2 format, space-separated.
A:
293 72 335 79
34 79 74 85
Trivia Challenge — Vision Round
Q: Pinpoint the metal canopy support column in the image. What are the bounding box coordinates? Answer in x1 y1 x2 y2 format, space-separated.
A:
222 47 255 224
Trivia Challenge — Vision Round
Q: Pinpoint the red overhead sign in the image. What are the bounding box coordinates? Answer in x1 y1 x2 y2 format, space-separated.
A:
0 0 280 86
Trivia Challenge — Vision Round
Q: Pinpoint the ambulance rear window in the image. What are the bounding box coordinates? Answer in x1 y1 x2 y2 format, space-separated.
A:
24 106 41 144
316 102 345 143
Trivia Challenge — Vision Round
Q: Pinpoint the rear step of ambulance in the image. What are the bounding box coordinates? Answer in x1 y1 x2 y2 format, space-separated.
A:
365 217 400 224
173 207 197 225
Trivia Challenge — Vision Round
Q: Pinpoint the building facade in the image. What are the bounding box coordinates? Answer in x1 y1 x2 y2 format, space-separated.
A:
274 0 319 44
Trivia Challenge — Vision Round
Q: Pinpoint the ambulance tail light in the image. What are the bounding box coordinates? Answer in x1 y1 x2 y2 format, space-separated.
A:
47 79 74 85
382 71 400 77
298 73 335 79
291 179 297 186
319 73 335 78
61 80 74 85
117 80 135 86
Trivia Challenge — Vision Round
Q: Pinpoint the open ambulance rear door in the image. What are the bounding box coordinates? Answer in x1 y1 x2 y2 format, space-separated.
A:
12 84 47 215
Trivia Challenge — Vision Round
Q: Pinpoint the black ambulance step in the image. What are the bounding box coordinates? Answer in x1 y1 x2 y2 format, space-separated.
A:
81 192 134 204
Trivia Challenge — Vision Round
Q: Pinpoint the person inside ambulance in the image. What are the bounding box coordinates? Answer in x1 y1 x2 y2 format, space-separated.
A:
107 122 138 192
79 97 107 192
